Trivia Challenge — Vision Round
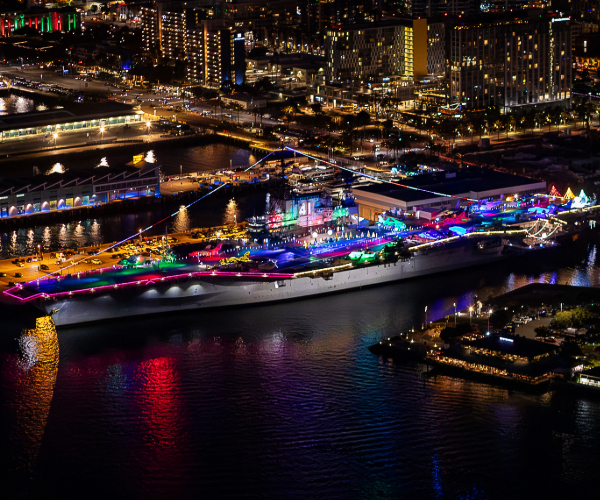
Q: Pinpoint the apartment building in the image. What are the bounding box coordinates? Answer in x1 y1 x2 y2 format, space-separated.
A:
187 20 246 88
323 19 428 83
427 21 446 77
140 5 158 52
141 2 188 58
160 7 187 60
449 16 572 110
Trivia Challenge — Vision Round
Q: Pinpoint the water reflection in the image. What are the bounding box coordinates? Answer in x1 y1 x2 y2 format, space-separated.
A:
171 206 190 233
223 198 239 226
0 143 257 177
0 94 35 115
3 317 59 482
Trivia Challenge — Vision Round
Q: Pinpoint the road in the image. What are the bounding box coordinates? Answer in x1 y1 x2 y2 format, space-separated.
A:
2 64 589 167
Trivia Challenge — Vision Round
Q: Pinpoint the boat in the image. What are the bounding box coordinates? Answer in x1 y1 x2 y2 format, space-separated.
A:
3 232 543 327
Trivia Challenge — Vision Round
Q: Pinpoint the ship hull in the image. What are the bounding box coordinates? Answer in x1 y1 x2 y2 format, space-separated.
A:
37 242 509 327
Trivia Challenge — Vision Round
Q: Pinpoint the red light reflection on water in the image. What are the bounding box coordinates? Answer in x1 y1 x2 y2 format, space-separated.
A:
133 356 186 451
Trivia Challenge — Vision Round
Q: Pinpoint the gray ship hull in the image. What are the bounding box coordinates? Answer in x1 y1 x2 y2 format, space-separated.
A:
37 242 508 327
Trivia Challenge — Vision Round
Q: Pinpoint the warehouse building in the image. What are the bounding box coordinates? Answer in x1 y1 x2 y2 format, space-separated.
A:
352 168 546 220
0 164 160 219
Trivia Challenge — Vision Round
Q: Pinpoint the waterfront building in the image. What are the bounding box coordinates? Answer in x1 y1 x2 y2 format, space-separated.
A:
449 15 572 110
352 168 546 220
430 333 560 385
0 101 143 141
0 165 160 219
578 367 600 387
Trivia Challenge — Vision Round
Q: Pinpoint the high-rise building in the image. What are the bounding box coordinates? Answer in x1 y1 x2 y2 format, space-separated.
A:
140 2 189 58
323 19 428 83
160 6 187 60
187 20 246 88
449 16 572 110
187 24 205 84
141 5 159 52
427 21 446 76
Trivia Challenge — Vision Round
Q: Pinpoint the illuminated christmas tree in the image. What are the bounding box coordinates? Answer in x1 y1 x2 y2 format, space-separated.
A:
563 187 575 200
548 185 561 198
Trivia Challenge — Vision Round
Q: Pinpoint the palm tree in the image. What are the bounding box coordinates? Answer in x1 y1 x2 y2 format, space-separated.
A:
507 114 516 138
523 110 535 136
494 119 503 141
534 111 545 134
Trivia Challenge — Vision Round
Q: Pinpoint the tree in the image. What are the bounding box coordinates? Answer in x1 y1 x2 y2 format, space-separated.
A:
552 307 590 329
534 326 551 338
561 340 583 357
90 4 98 13
494 119 503 140
440 323 472 343
249 47 269 58
311 103 323 115
490 309 513 329
356 110 371 128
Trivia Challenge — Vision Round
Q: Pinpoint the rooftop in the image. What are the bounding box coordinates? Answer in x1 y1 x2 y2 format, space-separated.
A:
468 333 559 359
354 168 545 203
0 164 159 196
581 367 600 379
0 99 136 131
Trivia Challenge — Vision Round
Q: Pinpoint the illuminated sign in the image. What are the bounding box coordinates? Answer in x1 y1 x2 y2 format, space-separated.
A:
133 154 144 164
499 337 514 343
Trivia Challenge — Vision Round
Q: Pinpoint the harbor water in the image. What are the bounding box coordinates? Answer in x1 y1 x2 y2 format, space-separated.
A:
1 237 600 499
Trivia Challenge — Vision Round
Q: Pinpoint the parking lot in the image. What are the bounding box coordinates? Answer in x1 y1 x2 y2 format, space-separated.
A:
0 231 193 288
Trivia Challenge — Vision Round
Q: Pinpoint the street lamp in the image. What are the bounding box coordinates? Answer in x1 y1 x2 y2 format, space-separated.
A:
146 121 151 135
100 127 104 142
488 308 493 333
53 133 58 148
469 306 473 325
454 302 456 326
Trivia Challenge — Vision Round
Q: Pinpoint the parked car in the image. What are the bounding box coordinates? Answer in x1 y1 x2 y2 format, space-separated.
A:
40 265 49 271
16 262 24 267
0 272 6 277
14 273 22 278
91 259 102 265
